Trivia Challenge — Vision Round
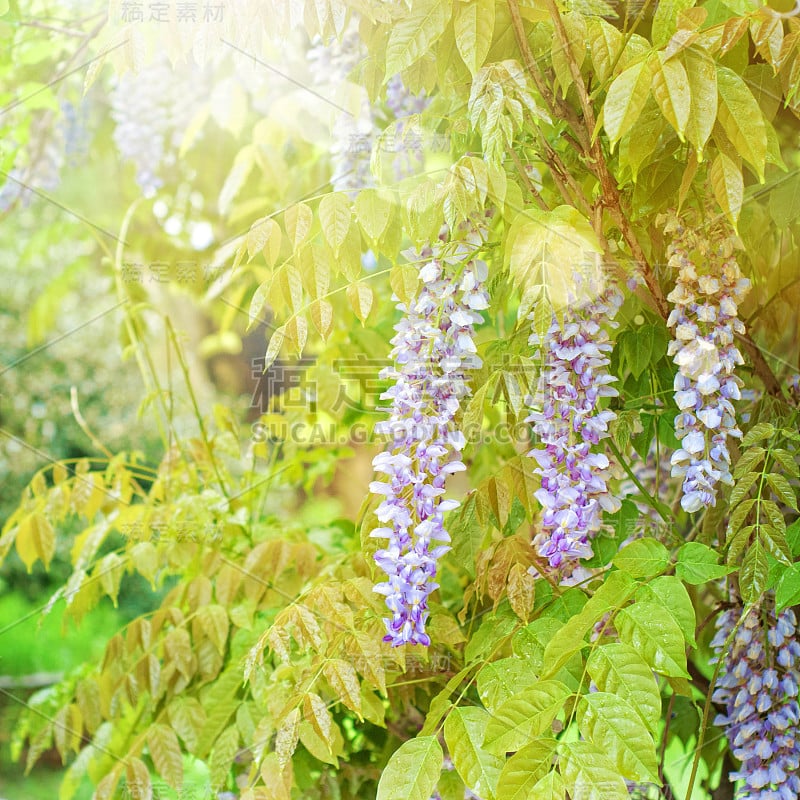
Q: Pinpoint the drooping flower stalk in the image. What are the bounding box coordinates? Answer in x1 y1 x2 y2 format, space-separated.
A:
664 213 750 513
526 286 623 586
711 600 800 798
370 212 491 646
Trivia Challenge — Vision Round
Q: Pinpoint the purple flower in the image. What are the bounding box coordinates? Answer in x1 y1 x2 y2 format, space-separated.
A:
370 212 491 646
526 287 623 585
711 601 800 799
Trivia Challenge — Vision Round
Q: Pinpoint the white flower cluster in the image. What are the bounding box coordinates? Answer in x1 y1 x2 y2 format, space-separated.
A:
664 214 750 513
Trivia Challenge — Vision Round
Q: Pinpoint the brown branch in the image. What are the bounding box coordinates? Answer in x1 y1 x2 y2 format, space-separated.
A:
511 0 786 400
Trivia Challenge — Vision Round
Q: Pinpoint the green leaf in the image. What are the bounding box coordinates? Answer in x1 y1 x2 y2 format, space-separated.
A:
767 473 798 511
769 172 800 228
741 538 769 603
786 519 800 558
710 152 743 229
636 575 697 646
616 602 690 677
15 513 55 572
651 0 696 46
347 282 374 325
776 564 800 611
619 326 653 379
246 216 281 265
507 206 604 316
589 18 623 85
377 736 443 800
561 742 629 800
676 542 733 584
716 65 768 181
495 739 557 800
454 0 494 76
586 643 662 734
385 0 451 75
324 659 362 718
604 60 653 148
612 537 669 578
651 53 691 140
390 263 419 306
319 193 352 258
477 658 539 711
528 771 566 800
444 707 502 799
577 692 660 782
682 46 717 160
742 422 775 448
482 681 571 755
355 189 392 242
284 202 313 248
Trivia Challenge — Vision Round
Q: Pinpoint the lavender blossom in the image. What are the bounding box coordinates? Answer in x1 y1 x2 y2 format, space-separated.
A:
711 601 800 799
385 74 430 181
370 212 491 646
308 20 376 197
664 214 750 513
526 287 623 585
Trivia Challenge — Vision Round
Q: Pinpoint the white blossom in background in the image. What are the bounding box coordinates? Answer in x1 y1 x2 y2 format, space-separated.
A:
110 57 207 197
664 213 749 513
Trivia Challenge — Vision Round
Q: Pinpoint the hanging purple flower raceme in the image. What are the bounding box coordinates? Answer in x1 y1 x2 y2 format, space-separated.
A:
711 601 800 798
370 212 491 646
664 214 750 513
526 286 623 586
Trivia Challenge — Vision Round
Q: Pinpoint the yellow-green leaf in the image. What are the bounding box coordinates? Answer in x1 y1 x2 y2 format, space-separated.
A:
454 0 495 77
147 724 183 791
303 692 334 751
604 60 653 147
445 707 502 799
651 52 690 140
586 643 662 734
284 202 313 249
495 738 557 800
275 707 300 769
385 0 451 76
682 46 717 160
716 65 768 181
710 151 743 229
577 692 660 782
561 742 629 800
376 736 443 800
264 326 286 371
324 658 362 718
390 263 419 306
355 189 393 242
616 602 690 678
347 281 374 324
483 680 571 754
319 193 352 257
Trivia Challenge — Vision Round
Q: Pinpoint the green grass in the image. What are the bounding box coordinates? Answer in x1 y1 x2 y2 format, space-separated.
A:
0 591 121 676
0 590 123 800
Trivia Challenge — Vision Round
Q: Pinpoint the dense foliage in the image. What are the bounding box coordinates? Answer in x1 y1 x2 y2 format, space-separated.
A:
1 1 800 799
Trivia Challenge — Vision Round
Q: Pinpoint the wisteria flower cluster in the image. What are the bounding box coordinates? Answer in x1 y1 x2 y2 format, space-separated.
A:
110 57 206 197
664 214 750 513
369 212 491 646
526 286 623 586
308 19 376 197
711 601 800 798
309 20 430 196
